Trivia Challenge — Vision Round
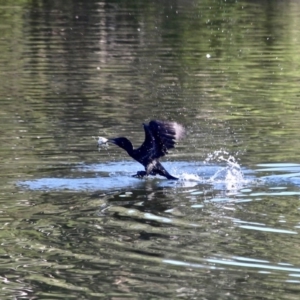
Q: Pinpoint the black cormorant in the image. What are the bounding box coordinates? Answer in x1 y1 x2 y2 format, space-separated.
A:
103 120 185 180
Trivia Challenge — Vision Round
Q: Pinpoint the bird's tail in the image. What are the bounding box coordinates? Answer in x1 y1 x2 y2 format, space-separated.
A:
152 162 178 180
165 173 178 180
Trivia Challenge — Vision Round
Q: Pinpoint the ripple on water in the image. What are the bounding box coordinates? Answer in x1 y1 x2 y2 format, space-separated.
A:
18 157 249 192
17 160 300 212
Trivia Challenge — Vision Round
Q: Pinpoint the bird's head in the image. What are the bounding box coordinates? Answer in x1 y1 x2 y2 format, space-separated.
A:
109 137 133 153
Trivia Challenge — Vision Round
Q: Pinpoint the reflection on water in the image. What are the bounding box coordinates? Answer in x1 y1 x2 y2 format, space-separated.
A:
1 0 300 299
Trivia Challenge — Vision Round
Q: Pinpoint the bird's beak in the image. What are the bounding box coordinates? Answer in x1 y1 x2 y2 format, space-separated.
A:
108 138 116 144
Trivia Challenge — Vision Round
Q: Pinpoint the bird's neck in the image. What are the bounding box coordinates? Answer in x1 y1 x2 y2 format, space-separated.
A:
121 140 134 156
125 147 134 157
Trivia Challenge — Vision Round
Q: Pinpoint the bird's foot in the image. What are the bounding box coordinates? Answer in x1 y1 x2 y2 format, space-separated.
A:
132 171 147 178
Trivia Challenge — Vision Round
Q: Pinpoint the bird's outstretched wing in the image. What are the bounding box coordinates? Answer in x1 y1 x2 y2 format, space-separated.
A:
140 120 185 159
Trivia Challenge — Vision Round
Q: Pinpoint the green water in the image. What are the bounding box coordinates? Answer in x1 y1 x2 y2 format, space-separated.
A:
1 0 300 299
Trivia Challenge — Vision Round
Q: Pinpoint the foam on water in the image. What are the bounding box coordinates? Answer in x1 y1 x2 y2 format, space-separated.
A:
179 173 203 182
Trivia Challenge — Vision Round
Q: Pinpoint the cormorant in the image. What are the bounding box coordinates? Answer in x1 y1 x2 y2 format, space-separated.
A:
101 120 185 180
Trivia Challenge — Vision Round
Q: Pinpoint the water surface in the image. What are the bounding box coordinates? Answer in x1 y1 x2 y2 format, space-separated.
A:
1 0 300 299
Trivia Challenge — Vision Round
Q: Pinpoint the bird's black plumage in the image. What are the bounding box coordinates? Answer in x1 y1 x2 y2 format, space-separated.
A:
108 120 185 180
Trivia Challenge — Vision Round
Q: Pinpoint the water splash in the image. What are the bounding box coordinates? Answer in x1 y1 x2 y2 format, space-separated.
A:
204 149 246 192
19 151 248 192
179 173 203 182
177 173 203 188
175 150 246 192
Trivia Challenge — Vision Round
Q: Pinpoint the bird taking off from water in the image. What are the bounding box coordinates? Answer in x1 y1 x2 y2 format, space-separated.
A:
98 120 185 180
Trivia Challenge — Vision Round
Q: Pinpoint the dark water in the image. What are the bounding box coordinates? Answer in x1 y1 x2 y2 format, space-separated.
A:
2 0 300 298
